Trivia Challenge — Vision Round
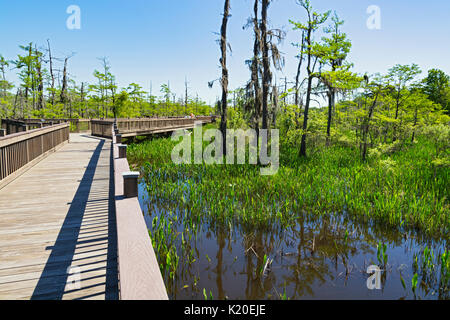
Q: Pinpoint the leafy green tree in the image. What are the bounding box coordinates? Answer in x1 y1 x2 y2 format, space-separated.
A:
290 0 330 157
405 90 438 142
358 74 387 161
313 12 360 145
0 55 13 98
160 83 171 116
13 43 41 113
387 63 421 141
115 91 139 118
422 68 450 114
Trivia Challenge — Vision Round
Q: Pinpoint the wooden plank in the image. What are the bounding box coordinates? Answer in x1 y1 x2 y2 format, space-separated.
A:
0 140 68 191
0 133 118 300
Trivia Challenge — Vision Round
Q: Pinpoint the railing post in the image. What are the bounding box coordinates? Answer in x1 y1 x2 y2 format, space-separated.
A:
41 133 44 155
26 139 30 163
118 144 127 159
122 172 139 198
116 134 122 144
0 129 5 137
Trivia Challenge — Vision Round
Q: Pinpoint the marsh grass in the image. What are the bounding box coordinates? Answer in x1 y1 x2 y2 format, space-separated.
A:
128 125 449 238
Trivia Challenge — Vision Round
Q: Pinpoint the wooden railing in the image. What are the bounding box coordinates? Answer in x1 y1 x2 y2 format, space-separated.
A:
111 124 168 300
1 119 32 134
3 116 216 138
2 118 92 135
91 116 215 139
91 119 115 138
116 116 214 133
0 123 70 189
20 118 92 133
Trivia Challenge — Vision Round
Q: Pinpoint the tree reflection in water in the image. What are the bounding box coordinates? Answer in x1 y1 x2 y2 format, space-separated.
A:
144 197 448 300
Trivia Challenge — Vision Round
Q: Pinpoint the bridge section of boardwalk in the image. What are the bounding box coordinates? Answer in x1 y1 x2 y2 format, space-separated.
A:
0 116 214 300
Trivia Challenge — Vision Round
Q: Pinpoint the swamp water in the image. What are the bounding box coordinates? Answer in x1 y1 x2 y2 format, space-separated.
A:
138 180 449 300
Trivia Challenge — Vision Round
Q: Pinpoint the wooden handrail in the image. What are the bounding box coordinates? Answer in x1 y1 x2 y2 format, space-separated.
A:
2 116 217 137
0 123 70 189
5 118 93 134
111 126 168 300
0 123 68 148
92 116 214 137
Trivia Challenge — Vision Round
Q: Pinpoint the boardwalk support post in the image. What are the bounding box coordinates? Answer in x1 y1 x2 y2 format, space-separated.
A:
122 171 139 198
118 144 127 159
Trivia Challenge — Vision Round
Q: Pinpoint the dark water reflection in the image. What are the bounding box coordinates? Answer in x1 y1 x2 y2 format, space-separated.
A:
138 182 449 300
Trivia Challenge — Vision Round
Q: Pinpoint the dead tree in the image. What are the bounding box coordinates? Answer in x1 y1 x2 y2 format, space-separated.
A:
261 0 271 130
80 82 85 118
219 0 230 155
35 45 44 110
12 88 21 118
60 57 68 109
271 83 278 126
294 31 306 111
248 0 262 146
258 0 284 130
185 77 189 112
47 39 56 106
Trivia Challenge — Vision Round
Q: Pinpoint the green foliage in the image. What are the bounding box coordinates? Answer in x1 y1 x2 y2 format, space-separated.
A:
411 273 418 294
422 69 450 114
227 107 249 129
419 124 450 157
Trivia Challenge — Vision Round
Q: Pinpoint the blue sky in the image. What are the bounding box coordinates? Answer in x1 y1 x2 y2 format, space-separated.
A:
0 0 449 105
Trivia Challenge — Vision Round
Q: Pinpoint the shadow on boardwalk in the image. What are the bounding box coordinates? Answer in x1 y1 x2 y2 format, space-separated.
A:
31 138 118 300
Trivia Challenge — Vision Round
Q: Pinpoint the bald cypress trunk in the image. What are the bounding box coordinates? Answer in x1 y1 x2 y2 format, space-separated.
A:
261 0 271 130
60 57 68 112
47 40 56 106
272 84 278 126
251 0 262 153
35 46 44 111
80 82 85 118
220 0 230 155
326 88 335 146
299 27 313 157
362 90 380 161
294 32 305 111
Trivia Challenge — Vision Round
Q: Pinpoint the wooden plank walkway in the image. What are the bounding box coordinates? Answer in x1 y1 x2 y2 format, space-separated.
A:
0 134 118 300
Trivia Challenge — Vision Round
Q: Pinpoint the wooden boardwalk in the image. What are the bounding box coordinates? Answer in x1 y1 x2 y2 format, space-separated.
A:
0 117 214 300
0 134 118 300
